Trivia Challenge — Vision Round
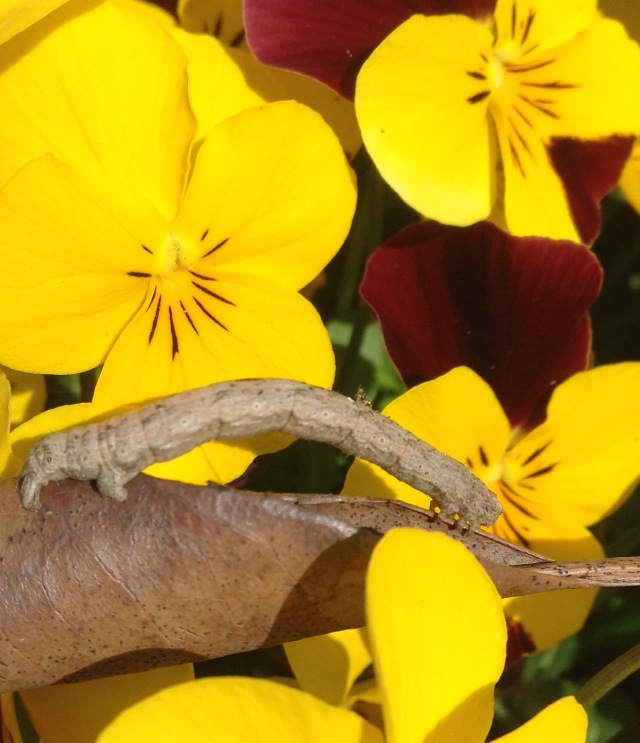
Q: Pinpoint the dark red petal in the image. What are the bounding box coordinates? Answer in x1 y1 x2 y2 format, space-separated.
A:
505 617 536 664
549 136 635 246
244 0 496 100
360 221 603 428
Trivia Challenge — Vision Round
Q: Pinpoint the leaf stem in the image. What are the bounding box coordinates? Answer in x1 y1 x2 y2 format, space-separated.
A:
575 642 640 707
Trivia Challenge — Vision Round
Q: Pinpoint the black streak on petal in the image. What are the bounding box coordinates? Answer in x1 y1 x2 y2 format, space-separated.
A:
193 297 228 331
496 490 532 548
467 90 490 104
148 296 162 344
522 80 578 90
168 306 179 358
141 244 153 255
146 286 158 311
200 228 209 242
499 483 538 520
507 59 554 73
466 71 486 80
213 13 222 37
523 463 558 479
127 271 152 278
230 29 245 48
507 116 535 163
478 446 489 467
180 301 199 335
521 441 552 466
203 237 229 258
509 136 526 177
500 480 521 500
512 103 534 129
522 41 540 56
518 94 560 119
190 271 217 281
192 281 235 305
521 9 535 44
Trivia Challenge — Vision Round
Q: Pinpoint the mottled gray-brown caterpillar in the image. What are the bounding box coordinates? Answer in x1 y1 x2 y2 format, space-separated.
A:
19 378 502 525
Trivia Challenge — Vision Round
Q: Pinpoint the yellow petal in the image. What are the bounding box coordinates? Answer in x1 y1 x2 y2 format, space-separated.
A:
285 628 371 706
367 529 506 743
20 666 194 743
490 102 580 240
601 0 640 41
7 399 135 478
493 0 597 53
490 10 640 239
506 363 640 525
169 28 264 143
177 0 243 41
342 368 511 508
0 154 166 373
97 677 384 743
143 442 258 487
347 677 381 708
264 64 362 161
1 366 46 427
0 0 195 218
95 274 335 399
493 696 587 743
177 0 361 157
500 517 603 650
93 272 333 484
172 101 356 291
498 17 640 143
0 372 18 479
0 693 23 743
619 138 640 214
0 0 68 44
356 14 495 225
7 389 250 487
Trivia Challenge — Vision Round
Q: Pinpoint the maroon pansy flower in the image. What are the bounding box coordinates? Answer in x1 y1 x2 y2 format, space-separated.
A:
360 220 602 428
244 0 495 99
245 0 638 244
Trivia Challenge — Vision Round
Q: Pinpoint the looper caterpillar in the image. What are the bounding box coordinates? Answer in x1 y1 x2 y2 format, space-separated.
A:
19 378 501 525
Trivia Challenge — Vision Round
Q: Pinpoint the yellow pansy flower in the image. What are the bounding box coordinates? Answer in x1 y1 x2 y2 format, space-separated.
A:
0 0 356 485
355 0 640 241
344 364 640 648
96 530 588 743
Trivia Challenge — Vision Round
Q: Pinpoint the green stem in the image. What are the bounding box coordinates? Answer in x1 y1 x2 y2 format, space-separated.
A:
335 304 370 396
332 155 387 396
575 643 640 707
335 156 386 319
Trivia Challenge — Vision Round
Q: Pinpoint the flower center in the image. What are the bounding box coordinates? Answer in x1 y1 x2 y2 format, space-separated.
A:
125 235 232 360
481 436 559 546
157 233 192 277
489 54 505 91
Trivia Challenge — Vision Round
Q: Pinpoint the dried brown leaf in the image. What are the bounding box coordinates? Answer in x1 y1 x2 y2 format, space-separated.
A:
1 476 639 692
